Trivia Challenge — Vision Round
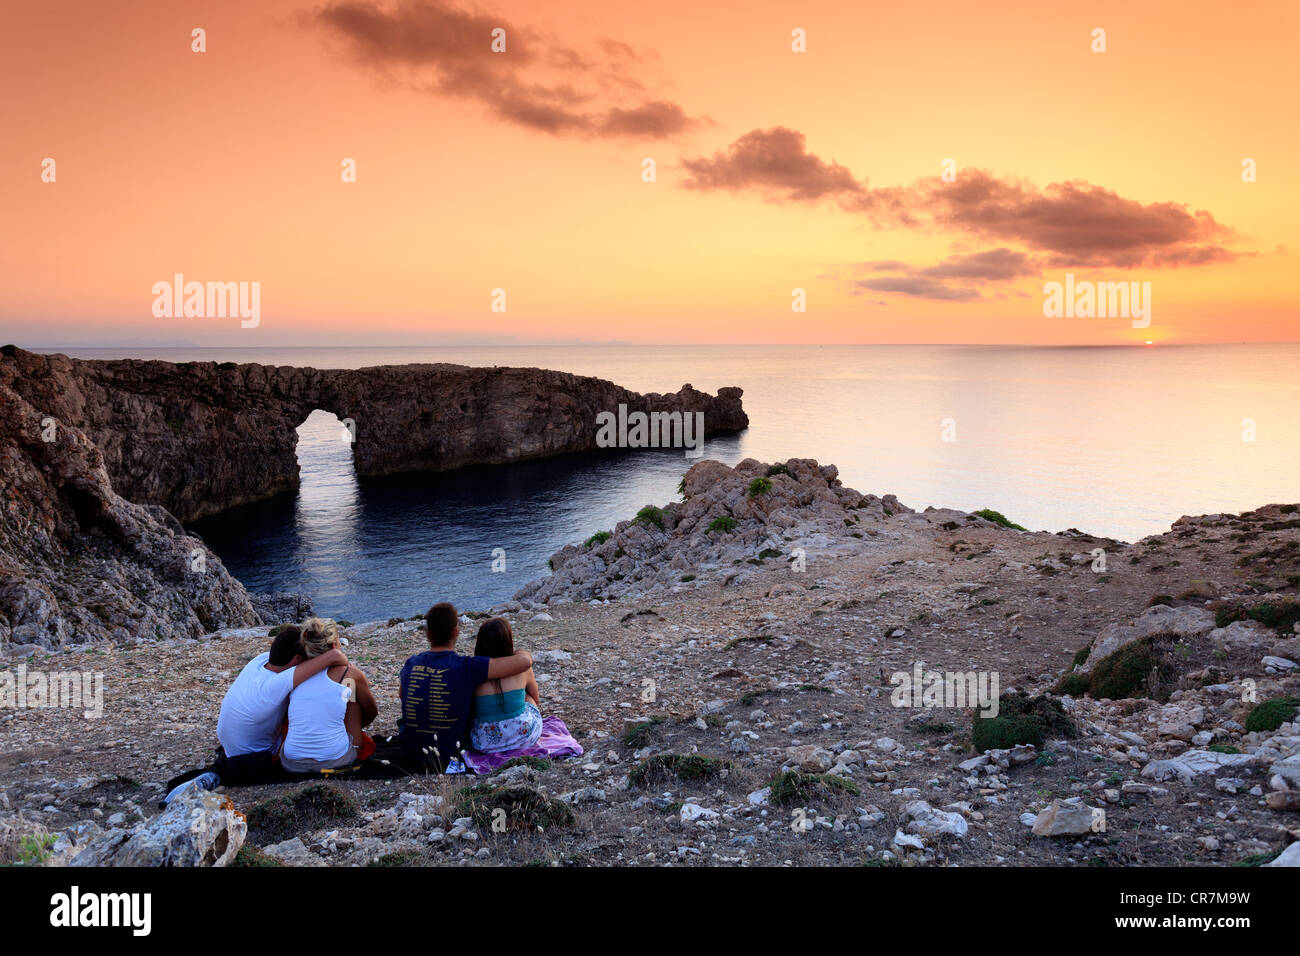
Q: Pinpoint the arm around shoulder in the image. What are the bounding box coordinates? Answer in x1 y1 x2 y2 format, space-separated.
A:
485 650 532 681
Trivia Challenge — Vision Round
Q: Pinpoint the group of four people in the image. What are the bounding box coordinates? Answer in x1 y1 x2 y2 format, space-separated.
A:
197 602 545 793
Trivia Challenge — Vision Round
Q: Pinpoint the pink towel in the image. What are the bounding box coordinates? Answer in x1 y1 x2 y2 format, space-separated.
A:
463 716 584 774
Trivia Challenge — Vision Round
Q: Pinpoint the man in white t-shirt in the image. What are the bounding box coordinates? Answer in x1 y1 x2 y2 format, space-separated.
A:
164 625 349 804
215 626 345 772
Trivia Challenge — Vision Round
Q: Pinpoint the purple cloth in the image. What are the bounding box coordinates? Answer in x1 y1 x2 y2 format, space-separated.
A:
463 716 583 774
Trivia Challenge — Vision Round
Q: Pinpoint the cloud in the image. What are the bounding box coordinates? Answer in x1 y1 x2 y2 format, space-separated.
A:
685 129 1244 270
852 276 982 301
681 127 867 201
306 0 702 138
910 171 1238 267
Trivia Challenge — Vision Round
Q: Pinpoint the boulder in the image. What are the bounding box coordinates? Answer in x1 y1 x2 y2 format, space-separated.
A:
71 787 245 867
1031 799 1100 837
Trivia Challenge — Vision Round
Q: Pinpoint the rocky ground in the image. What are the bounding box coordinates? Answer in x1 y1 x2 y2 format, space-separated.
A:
2 458 1298 867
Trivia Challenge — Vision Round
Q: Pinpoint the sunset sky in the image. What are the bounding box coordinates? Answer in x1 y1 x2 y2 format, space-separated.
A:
1 0 1296 346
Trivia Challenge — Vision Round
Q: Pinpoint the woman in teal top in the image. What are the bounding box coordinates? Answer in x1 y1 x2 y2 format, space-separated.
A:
470 617 543 753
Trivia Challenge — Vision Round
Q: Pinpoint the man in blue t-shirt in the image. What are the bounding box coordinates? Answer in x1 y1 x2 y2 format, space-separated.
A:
398 602 533 769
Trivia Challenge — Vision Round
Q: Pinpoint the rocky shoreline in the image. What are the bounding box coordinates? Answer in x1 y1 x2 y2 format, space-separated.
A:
0 346 746 648
2 457 1298 867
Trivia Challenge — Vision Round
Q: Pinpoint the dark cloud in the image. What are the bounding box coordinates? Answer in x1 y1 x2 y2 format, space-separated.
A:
681 127 866 201
685 129 1243 270
912 171 1238 267
852 276 982 301
917 247 1038 280
307 1 701 139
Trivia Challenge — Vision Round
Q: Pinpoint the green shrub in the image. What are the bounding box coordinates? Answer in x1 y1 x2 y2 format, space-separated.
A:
634 505 665 529
768 771 858 806
746 477 773 497
1207 744 1241 754
971 692 1076 752
765 464 791 478
971 714 1046 751
231 845 285 867
1055 673 1090 696
585 530 612 547
628 754 727 788
677 475 686 497
622 717 665 750
1071 645 1092 668
1246 601 1300 633
708 516 739 533
1244 696 1299 733
454 784 575 832
1088 638 1161 700
972 508 1027 531
245 783 359 844
494 756 552 774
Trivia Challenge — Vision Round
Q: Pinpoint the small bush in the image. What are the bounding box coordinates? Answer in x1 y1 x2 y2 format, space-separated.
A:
454 785 575 832
1244 696 1300 733
768 771 858 806
585 530 612 547
245 783 359 844
622 717 665 750
628 754 727 788
971 692 1077 753
1088 639 1161 700
231 845 285 867
765 463 791 478
972 508 1027 531
1207 744 1241 754
494 756 552 774
1071 645 1092 668
1055 673 1090 696
1146 594 1174 608
746 477 773 497
634 505 665 529
708 516 739 534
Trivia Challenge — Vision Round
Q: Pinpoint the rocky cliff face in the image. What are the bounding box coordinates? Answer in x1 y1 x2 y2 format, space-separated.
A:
0 346 747 648
0 364 260 649
1 347 748 523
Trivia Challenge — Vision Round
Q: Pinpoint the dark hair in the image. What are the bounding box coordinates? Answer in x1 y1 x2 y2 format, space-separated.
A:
473 617 515 658
425 602 459 648
267 625 304 667
474 617 515 710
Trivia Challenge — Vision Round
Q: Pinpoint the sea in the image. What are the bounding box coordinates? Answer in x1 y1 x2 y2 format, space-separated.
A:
40 344 1300 623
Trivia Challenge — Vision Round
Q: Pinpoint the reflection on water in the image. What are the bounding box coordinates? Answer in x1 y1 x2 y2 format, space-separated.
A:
168 344 1300 623
192 412 743 622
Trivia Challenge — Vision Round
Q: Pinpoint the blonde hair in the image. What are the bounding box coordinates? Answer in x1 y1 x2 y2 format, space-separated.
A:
299 618 340 658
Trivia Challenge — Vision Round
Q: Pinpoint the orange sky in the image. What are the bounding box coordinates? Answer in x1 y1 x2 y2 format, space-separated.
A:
1 0 1296 346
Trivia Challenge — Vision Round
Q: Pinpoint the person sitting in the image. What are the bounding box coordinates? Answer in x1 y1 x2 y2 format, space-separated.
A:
214 625 347 779
163 625 346 803
397 602 532 771
281 618 378 773
468 617 543 753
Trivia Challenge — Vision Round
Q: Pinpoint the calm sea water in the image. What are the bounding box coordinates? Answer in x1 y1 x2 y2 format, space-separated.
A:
47 345 1300 622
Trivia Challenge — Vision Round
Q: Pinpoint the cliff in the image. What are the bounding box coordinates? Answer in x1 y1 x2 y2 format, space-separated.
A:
0 346 748 523
0 346 747 648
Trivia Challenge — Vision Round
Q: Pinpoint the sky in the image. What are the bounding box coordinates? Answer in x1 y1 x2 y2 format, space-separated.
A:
1 0 1296 346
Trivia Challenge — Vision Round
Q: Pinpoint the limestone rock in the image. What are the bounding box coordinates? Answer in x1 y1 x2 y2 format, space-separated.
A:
71 787 245 867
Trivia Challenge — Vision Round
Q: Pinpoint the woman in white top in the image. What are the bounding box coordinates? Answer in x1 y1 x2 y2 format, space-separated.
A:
281 618 377 773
